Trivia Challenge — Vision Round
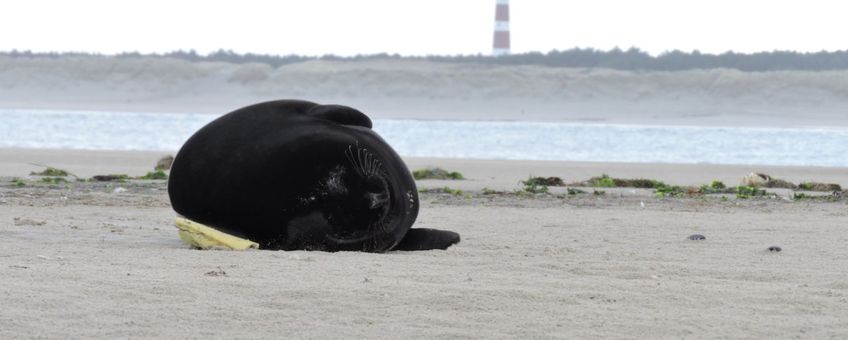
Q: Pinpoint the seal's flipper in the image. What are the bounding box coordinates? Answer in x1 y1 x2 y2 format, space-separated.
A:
393 228 460 251
308 105 373 129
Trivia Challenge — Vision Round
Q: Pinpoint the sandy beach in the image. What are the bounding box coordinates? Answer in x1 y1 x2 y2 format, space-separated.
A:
2 148 847 339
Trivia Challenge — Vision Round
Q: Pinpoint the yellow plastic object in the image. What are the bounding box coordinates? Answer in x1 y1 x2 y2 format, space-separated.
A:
174 217 259 250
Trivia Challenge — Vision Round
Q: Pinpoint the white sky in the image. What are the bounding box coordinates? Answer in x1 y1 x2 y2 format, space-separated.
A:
1 0 846 56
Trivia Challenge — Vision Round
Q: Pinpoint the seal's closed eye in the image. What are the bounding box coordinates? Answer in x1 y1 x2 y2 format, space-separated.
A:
308 104 372 129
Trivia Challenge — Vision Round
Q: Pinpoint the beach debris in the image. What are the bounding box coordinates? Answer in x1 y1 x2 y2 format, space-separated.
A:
204 267 227 277
574 174 661 188
40 177 67 184
798 182 842 192
735 185 768 199
733 173 800 190
741 173 770 187
155 155 174 171
654 183 686 197
30 167 69 177
763 178 797 189
13 217 47 226
113 187 128 193
93 174 130 182
419 186 464 196
589 174 617 188
699 180 728 194
480 187 500 195
412 167 464 180
688 234 706 241
522 176 564 186
767 246 782 252
137 170 168 180
520 177 551 194
568 188 587 195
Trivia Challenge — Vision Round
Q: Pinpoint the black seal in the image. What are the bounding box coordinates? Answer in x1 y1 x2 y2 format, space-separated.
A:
168 100 460 252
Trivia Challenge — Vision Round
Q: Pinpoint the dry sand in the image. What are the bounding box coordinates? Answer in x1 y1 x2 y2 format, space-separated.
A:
2 148 848 339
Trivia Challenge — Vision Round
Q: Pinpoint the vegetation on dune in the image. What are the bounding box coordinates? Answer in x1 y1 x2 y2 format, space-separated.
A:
9 48 848 72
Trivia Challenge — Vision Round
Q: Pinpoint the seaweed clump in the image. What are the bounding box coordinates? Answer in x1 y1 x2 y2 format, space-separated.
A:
30 167 69 177
137 170 169 180
412 168 464 180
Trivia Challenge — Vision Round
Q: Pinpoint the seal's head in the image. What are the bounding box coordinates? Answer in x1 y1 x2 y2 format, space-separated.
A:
281 116 419 252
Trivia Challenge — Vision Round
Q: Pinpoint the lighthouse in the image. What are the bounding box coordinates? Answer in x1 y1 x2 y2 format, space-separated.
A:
492 0 511 56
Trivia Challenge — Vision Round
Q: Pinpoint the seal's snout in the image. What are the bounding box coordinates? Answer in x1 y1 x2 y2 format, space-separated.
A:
365 192 389 209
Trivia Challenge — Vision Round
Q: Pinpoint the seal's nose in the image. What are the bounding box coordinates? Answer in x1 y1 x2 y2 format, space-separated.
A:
365 192 389 209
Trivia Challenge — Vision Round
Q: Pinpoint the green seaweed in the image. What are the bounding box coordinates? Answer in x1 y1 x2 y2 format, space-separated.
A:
93 174 131 182
591 174 617 188
419 186 463 196
522 176 564 187
412 168 464 180
137 170 168 180
567 188 586 195
699 180 728 194
520 176 550 194
41 177 67 184
30 167 69 177
481 187 499 195
654 182 684 197
735 185 767 199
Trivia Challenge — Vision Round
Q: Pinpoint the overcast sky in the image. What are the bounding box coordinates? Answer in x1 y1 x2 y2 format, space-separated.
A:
1 0 846 56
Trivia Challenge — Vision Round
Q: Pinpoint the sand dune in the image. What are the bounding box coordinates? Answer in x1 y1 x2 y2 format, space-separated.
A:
2 56 847 126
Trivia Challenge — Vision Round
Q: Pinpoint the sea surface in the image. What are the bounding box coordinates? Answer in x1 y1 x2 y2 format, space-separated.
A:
2 109 847 167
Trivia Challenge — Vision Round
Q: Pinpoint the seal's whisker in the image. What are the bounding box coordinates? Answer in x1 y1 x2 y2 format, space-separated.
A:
345 145 363 176
357 147 367 176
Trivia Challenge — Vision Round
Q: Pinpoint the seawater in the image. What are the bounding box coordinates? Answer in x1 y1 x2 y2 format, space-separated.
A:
1 109 847 167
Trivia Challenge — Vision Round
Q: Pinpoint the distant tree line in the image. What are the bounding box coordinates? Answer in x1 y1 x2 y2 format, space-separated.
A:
3 48 848 71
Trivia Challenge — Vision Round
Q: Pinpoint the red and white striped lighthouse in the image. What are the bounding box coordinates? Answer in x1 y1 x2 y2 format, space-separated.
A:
492 0 511 56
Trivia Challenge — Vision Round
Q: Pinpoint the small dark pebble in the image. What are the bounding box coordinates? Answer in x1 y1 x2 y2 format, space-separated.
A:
688 234 706 241
768 246 782 252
